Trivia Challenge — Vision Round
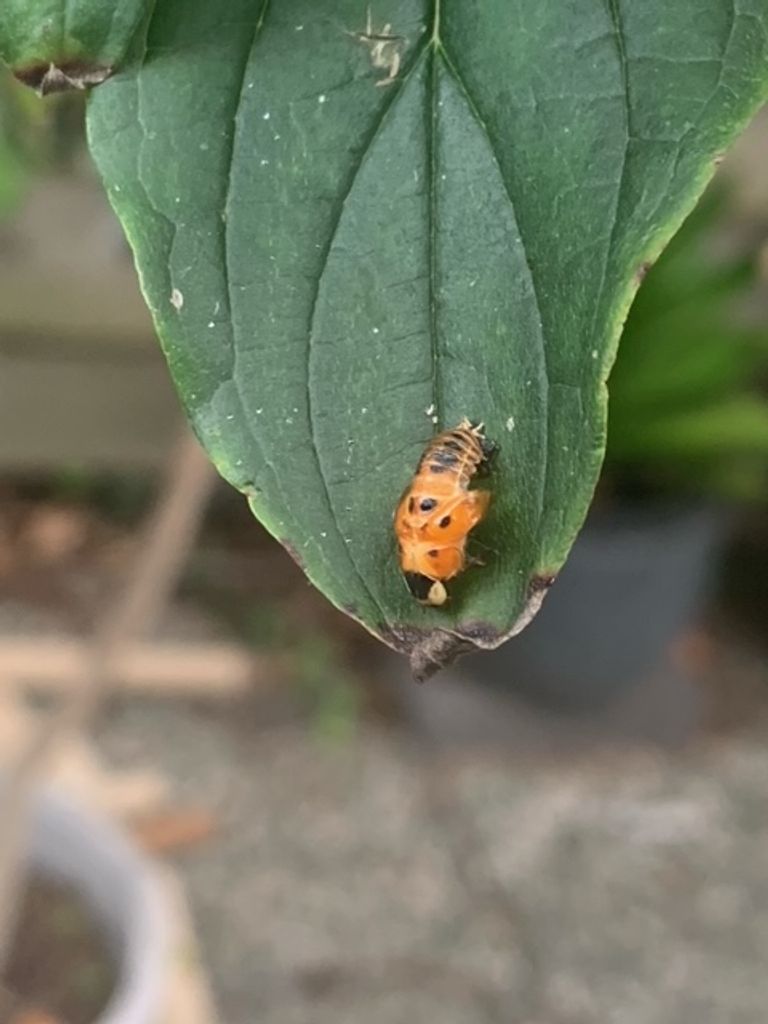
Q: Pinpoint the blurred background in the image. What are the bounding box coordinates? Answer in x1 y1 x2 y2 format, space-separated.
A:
0 67 767 1024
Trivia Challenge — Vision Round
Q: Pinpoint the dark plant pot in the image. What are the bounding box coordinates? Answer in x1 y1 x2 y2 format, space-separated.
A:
461 501 729 713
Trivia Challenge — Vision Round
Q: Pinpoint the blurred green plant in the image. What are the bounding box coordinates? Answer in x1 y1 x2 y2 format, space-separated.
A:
0 66 28 215
606 187 768 502
0 62 88 210
245 604 360 742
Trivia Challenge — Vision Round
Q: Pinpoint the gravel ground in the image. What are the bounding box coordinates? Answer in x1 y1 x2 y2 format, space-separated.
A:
95 653 768 1024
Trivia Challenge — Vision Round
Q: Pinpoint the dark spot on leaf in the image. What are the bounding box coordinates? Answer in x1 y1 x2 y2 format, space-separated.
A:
419 497 437 512
14 60 113 96
403 629 480 683
438 515 451 528
635 260 653 284
528 573 556 596
280 539 306 571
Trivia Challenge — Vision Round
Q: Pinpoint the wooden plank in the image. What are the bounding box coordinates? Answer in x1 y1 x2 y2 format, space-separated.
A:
0 637 274 695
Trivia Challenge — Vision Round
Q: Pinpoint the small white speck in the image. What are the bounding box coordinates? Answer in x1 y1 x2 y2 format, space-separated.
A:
247 82 254 89
256 408 263 414
526 379 532 387
469 279 477 288
235 459 243 467
263 111 270 120
591 349 598 359
208 321 215 328
440 173 447 181
425 404 435 416
114 184 121 193
200 141 209 151
170 288 184 311
274 134 281 141
213 300 220 315
292 407 299 413
372 327 380 334
286 417 294 424
431 415 439 424
320 531 327 538
318 94 327 103
295 24 303 30
505 415 515 432
361 407 368 414
260 159 269 166
562 445 569 452
174 196 181 204
226 414 234 421
190 393 197 401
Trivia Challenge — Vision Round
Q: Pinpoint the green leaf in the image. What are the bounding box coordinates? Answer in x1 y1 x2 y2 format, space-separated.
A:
0 0 152 93
82 0 768 677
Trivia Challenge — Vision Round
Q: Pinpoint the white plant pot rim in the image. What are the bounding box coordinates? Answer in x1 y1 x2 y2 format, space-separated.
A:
25 785 170 1024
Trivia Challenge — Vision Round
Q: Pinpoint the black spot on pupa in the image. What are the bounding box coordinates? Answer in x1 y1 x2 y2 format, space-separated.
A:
407 496 415 513
438 515 451 528
419 497 437 512
429 463 447 474
433 449 459 467
427 549 439 558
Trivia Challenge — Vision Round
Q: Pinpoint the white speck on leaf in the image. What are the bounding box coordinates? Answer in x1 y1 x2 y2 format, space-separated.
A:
425 404 435 416
256 408 263 415
208 321 215 328
318 94 327 103
199 141 209 151
591 349 598 359
295 23 303 30
263 111 270 119
372 327 380 334
170 288 184 311
506 416 515 432
361 407 368 414
226 413 234 421
320 531 327 538
431 415 439 425
260 159 269 166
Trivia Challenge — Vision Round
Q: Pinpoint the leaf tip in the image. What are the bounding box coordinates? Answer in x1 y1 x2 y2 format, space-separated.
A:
402 572 558 682
14 60 112 96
